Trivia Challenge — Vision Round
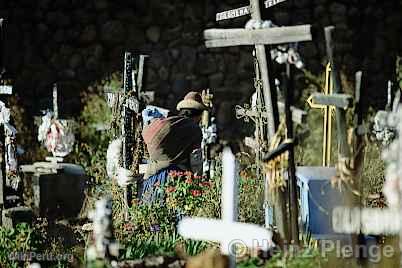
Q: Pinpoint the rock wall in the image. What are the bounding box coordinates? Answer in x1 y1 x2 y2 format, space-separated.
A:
1 0 401 138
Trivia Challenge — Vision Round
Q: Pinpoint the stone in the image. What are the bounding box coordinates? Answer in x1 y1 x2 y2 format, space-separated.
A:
21 163 87 219
80 25 97 44
169 49 181 61
208 73 224 89
54 29 66 43
158 67 169 81
94 0 108 10
146 26 161 43
69 54 83 69
101 20 126 44
217 101 234 125
2 207 33 228
172 78 190 96
144 256 164 267
58 69 76 79
196 54 217 75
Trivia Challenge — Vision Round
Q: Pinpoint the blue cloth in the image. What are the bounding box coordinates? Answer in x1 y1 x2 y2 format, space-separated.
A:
139 164 182 204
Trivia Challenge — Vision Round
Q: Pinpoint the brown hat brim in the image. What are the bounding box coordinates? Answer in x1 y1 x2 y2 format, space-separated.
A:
176 99 208 111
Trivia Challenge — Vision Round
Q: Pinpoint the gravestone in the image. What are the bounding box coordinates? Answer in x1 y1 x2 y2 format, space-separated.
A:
20 84 87 220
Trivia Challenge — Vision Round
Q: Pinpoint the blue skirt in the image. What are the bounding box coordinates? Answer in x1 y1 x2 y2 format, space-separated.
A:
139 164 182 204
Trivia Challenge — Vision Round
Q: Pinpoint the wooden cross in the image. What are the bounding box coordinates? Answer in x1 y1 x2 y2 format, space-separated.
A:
209 0 311 239
178 148 274 268
104 53 149 220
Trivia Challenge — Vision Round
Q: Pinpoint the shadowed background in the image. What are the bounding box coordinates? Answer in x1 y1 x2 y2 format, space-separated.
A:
1 0 401 139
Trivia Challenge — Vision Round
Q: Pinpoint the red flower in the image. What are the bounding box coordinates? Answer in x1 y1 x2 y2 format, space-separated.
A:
185 178 193 184
166 186 176 193
200 181 211 187
191 190 202 197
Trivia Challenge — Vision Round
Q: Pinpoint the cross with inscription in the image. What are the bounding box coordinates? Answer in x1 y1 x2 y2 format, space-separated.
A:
208 0 312 240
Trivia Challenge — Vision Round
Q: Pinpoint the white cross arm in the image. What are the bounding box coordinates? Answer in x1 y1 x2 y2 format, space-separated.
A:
178 217 275 252
204 25 312 48
332 206 401 235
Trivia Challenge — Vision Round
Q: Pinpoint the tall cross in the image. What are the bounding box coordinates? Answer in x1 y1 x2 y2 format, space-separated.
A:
209 0 312 239
179 147 274 268
307 63 336 166
105 53 149 220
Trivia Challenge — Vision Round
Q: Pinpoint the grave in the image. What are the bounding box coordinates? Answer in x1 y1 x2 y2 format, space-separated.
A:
20 84 87 219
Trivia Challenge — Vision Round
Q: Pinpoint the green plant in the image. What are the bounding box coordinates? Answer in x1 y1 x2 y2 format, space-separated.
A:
0 223 43 267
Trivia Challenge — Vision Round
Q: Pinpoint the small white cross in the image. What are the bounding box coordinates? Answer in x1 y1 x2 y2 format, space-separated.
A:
178 148 274 268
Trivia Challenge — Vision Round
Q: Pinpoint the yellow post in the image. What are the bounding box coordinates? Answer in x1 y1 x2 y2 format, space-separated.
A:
307 63 334 167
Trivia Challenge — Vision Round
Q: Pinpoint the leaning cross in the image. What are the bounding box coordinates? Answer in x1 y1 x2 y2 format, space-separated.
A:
178 147 274 268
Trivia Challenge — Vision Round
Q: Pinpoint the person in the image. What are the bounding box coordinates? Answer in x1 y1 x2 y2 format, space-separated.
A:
139 91 207 203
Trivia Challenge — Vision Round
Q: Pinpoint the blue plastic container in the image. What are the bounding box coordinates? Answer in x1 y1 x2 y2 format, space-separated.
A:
296 166 346 239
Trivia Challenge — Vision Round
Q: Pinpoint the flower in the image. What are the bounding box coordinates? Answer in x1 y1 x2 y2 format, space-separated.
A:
166 186 176 193
191 190 202 197
185 178 193 184
200 181 211 187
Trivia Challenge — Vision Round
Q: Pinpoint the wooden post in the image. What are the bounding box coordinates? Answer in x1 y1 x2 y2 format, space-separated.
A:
324 26 350 159
283 64 299 244
122 52 134 220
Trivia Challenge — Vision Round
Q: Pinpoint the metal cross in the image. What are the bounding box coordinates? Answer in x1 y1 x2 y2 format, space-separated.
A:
307 63 335 167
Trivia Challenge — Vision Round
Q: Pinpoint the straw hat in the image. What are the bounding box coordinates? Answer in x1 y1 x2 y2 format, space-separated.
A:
176 91 208 111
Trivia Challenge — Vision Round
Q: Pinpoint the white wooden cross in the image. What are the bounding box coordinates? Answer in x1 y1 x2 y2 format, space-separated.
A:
178 147 274 268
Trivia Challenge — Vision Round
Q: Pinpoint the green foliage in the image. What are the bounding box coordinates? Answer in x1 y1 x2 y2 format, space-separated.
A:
264 248 325 268
0 223 40 267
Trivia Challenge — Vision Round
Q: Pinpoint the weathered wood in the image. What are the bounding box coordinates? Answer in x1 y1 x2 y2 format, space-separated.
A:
283 67 299 244
204 25 312 48
277 102 307 125
325 26 350 158
216 6 250 21
264 0 287 8
311 93 353 110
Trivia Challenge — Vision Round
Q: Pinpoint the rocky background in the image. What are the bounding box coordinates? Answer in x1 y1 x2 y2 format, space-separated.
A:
0 0 401 138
